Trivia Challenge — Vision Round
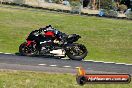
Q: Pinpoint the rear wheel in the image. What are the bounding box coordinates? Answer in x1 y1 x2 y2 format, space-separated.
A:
66 44 88 61
19 42 38 56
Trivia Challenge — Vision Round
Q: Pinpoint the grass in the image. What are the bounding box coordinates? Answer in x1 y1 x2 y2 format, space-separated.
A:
0 70 131 88
0 5 132 63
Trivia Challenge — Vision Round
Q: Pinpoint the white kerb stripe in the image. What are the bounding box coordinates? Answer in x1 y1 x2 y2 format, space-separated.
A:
63 66 71 68
50 65 57 67
38 64 46 66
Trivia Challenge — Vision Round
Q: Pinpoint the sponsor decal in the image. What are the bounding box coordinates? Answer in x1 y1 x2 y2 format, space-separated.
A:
76 67 131 85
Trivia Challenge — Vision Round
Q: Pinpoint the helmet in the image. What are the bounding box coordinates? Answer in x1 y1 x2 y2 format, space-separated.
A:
46 25 52 28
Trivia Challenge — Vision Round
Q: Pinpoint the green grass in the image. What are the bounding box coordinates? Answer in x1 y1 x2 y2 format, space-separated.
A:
0 70 131 88
0 5 132 63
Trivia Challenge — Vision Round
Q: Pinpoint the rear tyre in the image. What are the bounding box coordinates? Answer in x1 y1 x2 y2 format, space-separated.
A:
66 44 88 61
19 42 38 56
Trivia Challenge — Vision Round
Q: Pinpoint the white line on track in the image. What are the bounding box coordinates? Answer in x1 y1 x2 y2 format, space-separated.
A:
63 66 71 68
83 60 94 61
61 58 69 60
75 67 80 69
125 64 132 66
49 65 57 67
4 53 12 55
0 52 12 55
0 52 4 54
38 64 47 66
83 60 115 63
115 63 126 65
102 62 115 64
91 61 105 63
83 60 132 65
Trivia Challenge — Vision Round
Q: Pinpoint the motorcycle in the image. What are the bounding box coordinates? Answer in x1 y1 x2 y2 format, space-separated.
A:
19 29 88 61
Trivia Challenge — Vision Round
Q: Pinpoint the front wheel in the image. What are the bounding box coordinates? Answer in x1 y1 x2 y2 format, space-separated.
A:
19 42 38 56
66 44 88 61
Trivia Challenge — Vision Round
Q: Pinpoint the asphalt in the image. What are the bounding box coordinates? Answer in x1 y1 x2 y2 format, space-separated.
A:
0 53 132 75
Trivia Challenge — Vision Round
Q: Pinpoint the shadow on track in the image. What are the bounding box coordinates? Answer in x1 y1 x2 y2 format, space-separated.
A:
15 52 69 60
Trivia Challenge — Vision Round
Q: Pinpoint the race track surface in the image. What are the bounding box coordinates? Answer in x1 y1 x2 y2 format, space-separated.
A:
0 53 132 75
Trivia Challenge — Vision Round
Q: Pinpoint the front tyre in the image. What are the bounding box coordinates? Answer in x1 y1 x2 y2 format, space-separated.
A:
66 44 88 61
19 42 38 56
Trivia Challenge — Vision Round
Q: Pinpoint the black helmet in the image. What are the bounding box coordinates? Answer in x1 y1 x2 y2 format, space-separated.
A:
46 25 52 28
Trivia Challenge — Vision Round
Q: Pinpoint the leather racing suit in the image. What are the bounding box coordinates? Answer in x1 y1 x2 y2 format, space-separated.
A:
32 25 67 51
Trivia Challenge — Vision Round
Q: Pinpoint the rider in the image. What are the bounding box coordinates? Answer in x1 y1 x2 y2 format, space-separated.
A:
40 25 63 41
32 25 67 50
